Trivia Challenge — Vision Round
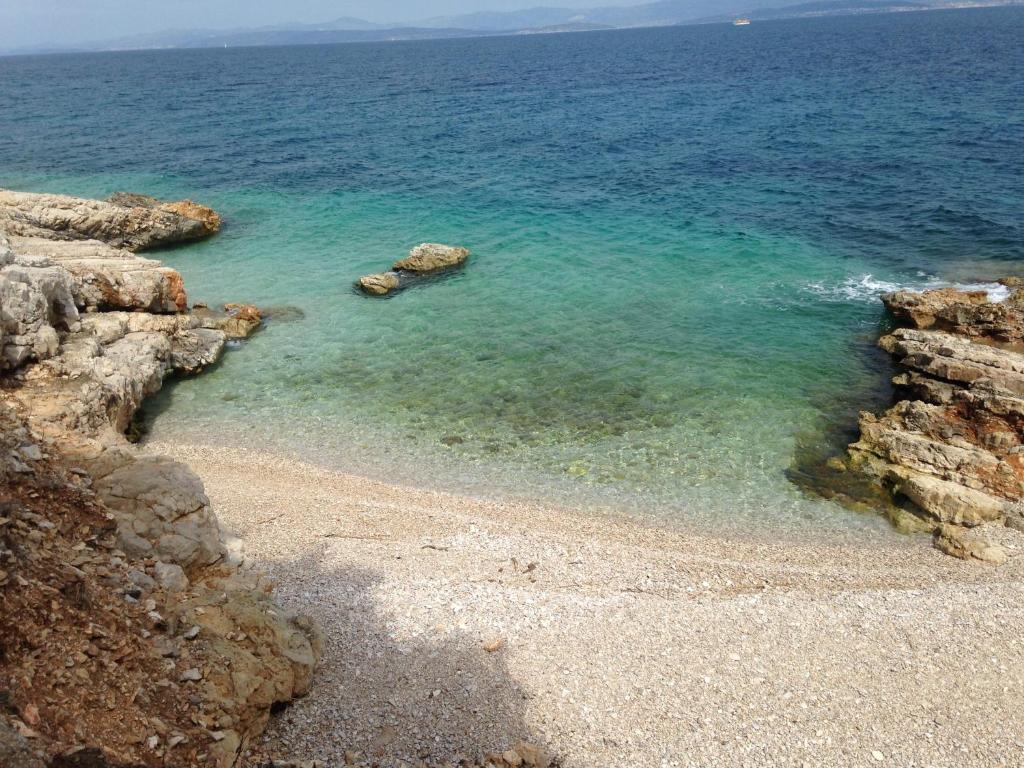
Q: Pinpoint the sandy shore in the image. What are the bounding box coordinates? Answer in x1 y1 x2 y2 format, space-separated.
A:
148 441 1024 768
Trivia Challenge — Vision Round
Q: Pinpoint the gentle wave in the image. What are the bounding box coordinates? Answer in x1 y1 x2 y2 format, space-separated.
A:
804 274 1011 304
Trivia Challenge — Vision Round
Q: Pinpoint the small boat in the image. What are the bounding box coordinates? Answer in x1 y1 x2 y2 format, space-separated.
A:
733 18 751 25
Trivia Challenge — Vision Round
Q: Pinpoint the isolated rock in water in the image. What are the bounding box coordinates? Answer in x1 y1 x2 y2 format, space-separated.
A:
393 242 470 273
191 303 263 339
0 189 219 251
220 302 262 337
358 271 400 296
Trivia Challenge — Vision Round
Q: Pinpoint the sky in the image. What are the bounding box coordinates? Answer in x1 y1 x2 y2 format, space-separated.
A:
0 0 649 50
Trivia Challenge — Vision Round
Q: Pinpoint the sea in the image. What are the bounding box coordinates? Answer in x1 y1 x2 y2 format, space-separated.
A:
1 7 1022 540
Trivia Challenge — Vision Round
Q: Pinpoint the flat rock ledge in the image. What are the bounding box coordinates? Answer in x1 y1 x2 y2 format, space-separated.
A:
839 282 1024 563
0 191 319 767
357 243 470 297
0 189 220 252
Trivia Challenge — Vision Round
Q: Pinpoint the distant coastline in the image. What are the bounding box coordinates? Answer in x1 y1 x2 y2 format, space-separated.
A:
3 0 1021 57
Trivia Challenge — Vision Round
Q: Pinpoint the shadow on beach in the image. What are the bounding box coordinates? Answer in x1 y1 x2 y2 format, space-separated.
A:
254 546 546 766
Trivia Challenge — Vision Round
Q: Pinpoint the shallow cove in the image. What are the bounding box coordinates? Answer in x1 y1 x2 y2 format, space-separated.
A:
1 8 1022 539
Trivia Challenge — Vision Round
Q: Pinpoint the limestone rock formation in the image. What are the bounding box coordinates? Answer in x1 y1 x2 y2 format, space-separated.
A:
7 235 189 313
357 271 400 296
109 191 223 235
357 243 470 297
0 189 219 252
843 284 1024 561
0 237 80 370
393 242 470 273
0 190 319 767
883 286 1024 343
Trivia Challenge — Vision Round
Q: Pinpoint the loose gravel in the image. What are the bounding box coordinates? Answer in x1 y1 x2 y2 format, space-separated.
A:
150 442 1024 768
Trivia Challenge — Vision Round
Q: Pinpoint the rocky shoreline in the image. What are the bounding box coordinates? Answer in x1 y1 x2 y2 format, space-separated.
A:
832 283 1024 562
0 190 320 767
3 186 1023 766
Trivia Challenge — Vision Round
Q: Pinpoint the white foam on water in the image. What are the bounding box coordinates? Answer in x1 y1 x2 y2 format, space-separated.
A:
805 273 1010 304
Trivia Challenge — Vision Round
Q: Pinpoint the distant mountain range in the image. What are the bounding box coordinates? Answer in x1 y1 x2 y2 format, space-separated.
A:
5 0 1021 55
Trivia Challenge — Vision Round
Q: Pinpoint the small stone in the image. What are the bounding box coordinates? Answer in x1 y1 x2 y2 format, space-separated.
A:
146 735 160 750
514 742 549 768
19 444 43 461
14 720 39 739
180 667 203 682
502 749 523 767
183 625 201 640
127 569 155 591
154 561 189 592
871 751 885 762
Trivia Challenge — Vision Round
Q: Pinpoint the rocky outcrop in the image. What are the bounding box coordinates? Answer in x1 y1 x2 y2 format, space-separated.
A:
393 242 470 273
0 189 220 252
0 191 318 767
7 236 189 313
357 271 400 296
357 243 470 296
0 237 79 370
843 285 1024 562
109 192 222 236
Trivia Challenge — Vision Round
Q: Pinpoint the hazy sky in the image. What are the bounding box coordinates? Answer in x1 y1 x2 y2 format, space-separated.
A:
0 0 650 50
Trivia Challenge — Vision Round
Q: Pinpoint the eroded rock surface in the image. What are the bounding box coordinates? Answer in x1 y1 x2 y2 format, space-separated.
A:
392 242 470 273
357 271 400 296
0 189 219 252
357 243 470 297
843 285 1024 561
0 191 318 767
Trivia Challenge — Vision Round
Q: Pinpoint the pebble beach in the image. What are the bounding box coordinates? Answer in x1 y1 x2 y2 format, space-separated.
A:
151 441 1024 767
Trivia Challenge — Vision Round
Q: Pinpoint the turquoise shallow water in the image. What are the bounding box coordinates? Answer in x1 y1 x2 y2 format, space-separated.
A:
1 8 1022 536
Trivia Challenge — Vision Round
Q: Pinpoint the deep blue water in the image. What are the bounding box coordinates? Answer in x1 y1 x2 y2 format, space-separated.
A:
1 7 1022 536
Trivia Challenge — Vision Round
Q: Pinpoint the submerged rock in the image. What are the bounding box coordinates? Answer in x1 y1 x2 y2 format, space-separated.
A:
393 242 470 273
840 283 1024 561
262 305 306 323
220 302 263 337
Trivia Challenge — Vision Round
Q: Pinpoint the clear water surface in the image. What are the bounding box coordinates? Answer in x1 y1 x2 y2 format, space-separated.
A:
1 7 1022 539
